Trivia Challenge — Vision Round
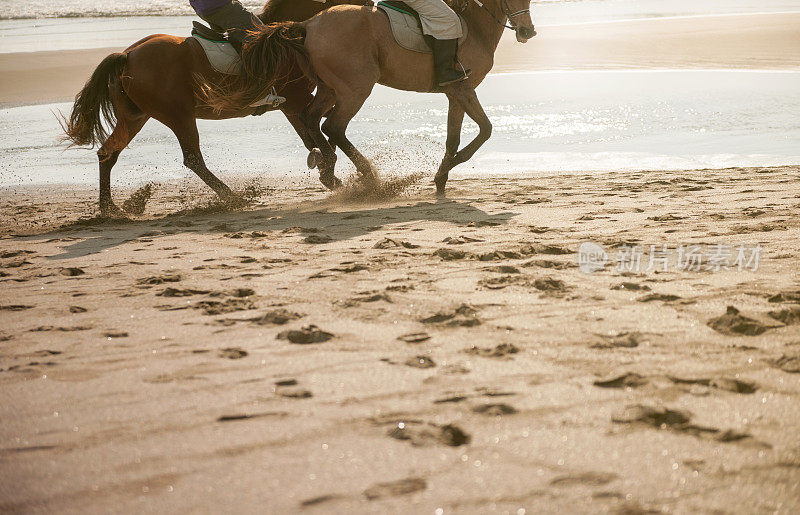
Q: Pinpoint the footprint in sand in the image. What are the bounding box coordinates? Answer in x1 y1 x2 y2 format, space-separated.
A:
767 307 800 325
1 305 34 311
277 387 312 399
250 309 304 325
158 287 211 297
363 477 427 500
137 274 181 285
465 343 519 358
591 331 647 349
442 235 483 245
707 306 782 336
387 421 470 447
276 325 333 344
373 238 419 249
216 412 287 422
472 403 517 416
611 282 651 291
768 291 800 303
218 347 248 359
299 494 345 507
397 332 431 344
405 355 435 369
549 472 618 487
420 304 481 327
612 404 767 446
484 265 521 274
772 353 800 373
303 234 332 244
193 298 255 316
59 267 85 276
103 331 129 338
433 248 471 261
637 293 681 303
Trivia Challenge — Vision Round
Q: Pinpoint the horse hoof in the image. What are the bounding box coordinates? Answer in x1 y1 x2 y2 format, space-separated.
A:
320 174 342 191
100 202 125 218
307 148 323 169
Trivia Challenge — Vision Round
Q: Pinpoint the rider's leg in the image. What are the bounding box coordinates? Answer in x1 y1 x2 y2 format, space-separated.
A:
431 38 470 86
403 0 470 86
200 0 264 52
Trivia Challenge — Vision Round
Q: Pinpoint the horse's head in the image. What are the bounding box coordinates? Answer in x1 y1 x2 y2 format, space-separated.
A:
501 0 536 43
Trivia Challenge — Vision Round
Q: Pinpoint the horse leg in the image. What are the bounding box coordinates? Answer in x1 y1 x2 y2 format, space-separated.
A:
321 91 376 184
299 85 340 188
434 84 493 195
434 101 465 196
284 112 341 190
97 111 149 216
168 119 237 201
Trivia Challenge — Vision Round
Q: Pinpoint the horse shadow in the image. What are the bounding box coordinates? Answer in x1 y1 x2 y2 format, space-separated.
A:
34 198 517 260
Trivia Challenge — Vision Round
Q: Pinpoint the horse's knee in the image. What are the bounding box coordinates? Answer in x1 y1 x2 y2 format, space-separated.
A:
480 122 492 140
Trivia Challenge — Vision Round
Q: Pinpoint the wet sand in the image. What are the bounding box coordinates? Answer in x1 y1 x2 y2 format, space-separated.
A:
1 12 799 105
1 168 799 512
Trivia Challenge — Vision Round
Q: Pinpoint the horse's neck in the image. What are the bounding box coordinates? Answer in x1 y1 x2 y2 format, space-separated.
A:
464 1 506 53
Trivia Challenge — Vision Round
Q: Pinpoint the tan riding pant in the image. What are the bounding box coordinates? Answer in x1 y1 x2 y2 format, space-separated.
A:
401 0 463 40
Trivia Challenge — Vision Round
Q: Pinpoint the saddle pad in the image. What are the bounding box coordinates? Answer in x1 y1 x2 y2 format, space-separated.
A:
377 3 467 54
191 35 241 75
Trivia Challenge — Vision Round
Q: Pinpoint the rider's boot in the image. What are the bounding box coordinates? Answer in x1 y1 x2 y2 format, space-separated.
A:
432 38 470 87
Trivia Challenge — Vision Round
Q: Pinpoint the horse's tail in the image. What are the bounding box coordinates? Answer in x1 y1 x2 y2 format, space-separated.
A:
200 22 312 113
59 52 127 148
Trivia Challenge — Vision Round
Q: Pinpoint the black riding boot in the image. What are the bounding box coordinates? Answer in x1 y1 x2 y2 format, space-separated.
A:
431 38 470 87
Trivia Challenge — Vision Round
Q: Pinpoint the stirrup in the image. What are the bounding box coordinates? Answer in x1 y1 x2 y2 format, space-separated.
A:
250 93 286 108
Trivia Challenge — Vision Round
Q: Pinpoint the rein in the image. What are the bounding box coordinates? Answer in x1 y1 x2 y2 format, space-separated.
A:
470 0 530 30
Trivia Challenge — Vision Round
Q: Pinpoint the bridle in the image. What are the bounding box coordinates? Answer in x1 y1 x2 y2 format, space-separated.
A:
469 0 530 31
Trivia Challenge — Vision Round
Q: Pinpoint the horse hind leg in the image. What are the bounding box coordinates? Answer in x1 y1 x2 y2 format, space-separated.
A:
166 118 238 202
97 99 149 216
300 85 340 189
320 90 376 185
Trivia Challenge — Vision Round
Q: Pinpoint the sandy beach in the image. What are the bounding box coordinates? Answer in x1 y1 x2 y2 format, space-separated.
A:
2 1 800 513
1 168 799 512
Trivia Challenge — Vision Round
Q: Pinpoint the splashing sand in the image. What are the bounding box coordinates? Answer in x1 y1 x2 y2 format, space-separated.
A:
122 183 154 215
328 172 426 204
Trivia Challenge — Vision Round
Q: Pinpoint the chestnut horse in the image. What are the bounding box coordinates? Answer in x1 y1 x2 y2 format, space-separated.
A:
203 0 535 194
61 0 367 216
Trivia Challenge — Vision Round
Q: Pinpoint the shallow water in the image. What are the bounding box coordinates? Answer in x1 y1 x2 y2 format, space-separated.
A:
1 70 797 188
2 0 799 53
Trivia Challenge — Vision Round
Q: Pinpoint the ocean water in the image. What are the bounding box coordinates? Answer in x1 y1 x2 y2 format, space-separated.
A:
2 0 800 20
2 0 799 53
1 71 798 187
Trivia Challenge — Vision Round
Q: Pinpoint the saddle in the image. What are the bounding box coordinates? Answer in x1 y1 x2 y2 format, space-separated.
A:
377 1 467 54
190 21 242 75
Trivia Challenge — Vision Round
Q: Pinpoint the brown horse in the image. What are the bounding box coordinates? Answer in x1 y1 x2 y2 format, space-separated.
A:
203 0 535 195
60 0 367 216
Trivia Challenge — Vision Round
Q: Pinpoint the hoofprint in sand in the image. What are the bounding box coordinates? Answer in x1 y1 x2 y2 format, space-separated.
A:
1 167 799 512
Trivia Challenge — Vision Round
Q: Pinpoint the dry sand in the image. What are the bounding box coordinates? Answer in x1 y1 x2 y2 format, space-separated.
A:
1 168 799 512
1 12 799 106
